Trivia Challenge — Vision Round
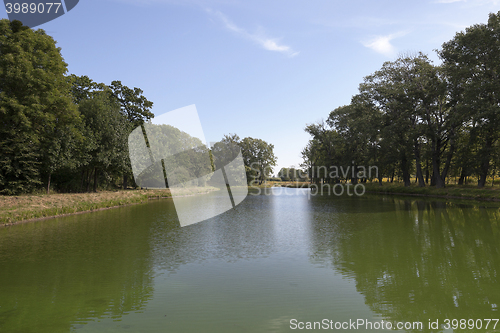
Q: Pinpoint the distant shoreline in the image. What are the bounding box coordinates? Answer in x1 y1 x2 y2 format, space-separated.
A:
271 181 500 202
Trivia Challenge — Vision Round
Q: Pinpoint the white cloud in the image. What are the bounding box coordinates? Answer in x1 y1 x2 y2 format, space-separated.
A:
361 32 407 57
208 9 298 57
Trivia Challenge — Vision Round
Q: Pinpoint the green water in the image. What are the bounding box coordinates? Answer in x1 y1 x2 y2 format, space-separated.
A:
0 189 499 332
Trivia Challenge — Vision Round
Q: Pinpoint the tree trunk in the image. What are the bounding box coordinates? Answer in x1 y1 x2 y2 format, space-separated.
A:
416 159 425 186
47 173 51 195
351 164 358 185
425 161 429 184
441 132 456 182
458 171 465 185
414 140 425 187
401 155 411 187
478 137 493 188
431 137 445 188
433 158 445 188
86 168 93 193
80 169 86 192
123 174 128 190
93 167 98 192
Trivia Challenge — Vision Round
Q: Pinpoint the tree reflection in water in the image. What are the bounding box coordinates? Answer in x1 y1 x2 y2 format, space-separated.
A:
309 196 500 332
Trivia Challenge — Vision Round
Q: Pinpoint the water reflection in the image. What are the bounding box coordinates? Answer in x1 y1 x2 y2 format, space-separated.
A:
0 205 155 333
309 195 500 332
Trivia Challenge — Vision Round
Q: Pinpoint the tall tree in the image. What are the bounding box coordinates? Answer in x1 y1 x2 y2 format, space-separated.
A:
439 11 500 187
0 19 80 194
78 91 129 192
109 80 154 189
360 53 451 187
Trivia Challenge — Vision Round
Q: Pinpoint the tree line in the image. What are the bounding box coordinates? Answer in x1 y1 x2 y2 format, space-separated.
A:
302 11 500 188
0 19 277 194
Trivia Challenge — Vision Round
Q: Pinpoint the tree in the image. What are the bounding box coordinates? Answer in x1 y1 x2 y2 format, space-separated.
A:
109 81 154 189
303 122 345 184
439 11 500 187
360 53 452 187
0 19 80 194
108 81 154 127
78 91 129 192
239 137 277 184
68 76 154 190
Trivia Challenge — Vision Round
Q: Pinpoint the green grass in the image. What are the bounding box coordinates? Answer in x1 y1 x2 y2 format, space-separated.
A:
0 187 218 225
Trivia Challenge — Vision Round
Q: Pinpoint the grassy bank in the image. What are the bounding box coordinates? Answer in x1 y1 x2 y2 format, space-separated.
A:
269 180 500 201
363 182 500 201
5 182 499 226
0 187 217 226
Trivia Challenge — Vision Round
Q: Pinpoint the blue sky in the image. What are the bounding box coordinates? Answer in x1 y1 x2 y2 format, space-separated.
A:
2 0 499 174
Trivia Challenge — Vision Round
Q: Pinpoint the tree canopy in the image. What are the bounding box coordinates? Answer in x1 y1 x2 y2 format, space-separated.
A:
303 11 500 188
0 19 276 194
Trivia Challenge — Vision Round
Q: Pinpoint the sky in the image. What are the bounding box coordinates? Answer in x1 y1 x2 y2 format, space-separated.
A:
2 0 500 174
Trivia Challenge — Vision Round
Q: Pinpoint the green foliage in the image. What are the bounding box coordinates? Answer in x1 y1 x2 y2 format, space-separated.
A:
278 167 307 181
303 12 500 189
109 80 154 127
0 19 79 194
239 137 277 184
0 19 158 194
0 20 275 195
211 134 277 184
439 11 500 187
79 92 129 165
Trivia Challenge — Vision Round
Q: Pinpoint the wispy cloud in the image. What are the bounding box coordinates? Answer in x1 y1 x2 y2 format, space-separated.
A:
208 9 299 57
361 32 408 57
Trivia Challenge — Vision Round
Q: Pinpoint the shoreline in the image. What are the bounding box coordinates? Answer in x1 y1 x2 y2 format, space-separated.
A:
271 181 500 202
0 188 218 227
364 190 500 202
3 183 500 227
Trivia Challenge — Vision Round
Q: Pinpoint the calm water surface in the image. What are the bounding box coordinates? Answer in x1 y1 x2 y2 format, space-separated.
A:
1 188 500 332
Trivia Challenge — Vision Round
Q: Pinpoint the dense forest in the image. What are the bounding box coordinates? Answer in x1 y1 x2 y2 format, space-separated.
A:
0 19 277 195
302 11 500 188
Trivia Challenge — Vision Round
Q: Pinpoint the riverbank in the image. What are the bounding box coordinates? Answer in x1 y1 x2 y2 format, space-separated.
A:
361 182 500 201
0 188 218 226
270 181 500 201
4 182 500 226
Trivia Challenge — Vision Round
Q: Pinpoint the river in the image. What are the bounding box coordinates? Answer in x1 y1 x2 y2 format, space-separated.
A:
0 188 499 332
